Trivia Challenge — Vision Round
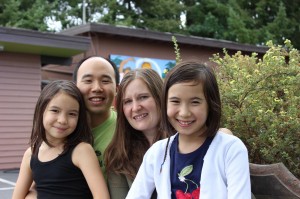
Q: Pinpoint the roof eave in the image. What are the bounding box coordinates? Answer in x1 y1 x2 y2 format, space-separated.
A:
60 23 268 54
0 27 91 57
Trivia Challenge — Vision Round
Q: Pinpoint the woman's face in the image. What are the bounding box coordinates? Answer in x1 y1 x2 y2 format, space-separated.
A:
122 79 160 140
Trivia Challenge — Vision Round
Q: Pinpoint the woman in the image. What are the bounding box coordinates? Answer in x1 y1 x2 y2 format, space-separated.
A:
104 68 166 199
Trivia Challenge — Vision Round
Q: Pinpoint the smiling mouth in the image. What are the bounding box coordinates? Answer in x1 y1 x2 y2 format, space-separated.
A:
55 127 67 131
134 113 148 120
177 120 194 127
89 97 105 104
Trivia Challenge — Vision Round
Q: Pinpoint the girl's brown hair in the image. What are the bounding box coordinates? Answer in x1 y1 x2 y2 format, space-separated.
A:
105 68 167 179
30 80 93 156
161 60 221 137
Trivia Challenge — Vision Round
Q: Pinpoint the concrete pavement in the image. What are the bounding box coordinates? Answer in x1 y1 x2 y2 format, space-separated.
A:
0 169 19 199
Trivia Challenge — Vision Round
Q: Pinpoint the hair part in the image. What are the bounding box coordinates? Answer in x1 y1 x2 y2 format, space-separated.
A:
30 80 93 156
104 68 167 179
161 60 221 138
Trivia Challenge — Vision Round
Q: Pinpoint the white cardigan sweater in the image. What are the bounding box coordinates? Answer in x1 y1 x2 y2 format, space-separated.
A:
126 131 251 199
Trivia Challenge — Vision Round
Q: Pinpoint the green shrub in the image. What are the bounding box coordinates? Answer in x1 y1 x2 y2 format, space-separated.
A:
211 40 300 178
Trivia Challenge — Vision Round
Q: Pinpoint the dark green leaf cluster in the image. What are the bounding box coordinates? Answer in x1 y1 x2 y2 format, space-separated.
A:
91 0 185 33
0 0 82 32
1 0 299 48
0 0 55 31
183 0 299 48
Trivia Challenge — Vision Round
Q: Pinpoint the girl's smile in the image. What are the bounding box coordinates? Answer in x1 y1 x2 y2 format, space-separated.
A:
177 119 195 127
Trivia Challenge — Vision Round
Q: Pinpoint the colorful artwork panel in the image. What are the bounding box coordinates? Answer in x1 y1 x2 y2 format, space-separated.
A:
110 54 176 80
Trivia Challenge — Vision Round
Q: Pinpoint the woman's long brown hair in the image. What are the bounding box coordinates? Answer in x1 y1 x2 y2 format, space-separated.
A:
104 68 167 179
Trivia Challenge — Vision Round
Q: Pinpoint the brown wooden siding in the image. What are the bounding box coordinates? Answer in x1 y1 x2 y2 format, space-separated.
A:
43 32 263 81
0 52 41 169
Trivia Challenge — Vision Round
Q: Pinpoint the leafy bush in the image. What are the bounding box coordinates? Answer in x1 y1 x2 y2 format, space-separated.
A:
211 40 300 178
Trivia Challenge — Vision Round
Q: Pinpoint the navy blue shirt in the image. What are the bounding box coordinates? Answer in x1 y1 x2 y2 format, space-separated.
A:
170 134 213 199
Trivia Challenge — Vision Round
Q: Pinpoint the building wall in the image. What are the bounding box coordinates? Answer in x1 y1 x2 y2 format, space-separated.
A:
86 34 223 64
68 34 227 78
43 33 257 81
0 52 41 169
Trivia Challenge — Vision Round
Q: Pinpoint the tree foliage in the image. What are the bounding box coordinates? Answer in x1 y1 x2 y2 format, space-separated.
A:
0 0 54 31
0 0 299 48
89 0 184 33
183 0 299 48
212 40 300 178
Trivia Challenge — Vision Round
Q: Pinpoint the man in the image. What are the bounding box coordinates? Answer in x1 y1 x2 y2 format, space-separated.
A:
74 56 119 176
25 56 119 199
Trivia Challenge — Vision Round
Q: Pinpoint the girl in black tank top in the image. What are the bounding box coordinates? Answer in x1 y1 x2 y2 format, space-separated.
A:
12 80 110 199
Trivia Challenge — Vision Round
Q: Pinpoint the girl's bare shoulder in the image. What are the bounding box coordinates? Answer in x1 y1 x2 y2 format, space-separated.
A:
73 142 93 152
72 142 95 166
24 147 32 157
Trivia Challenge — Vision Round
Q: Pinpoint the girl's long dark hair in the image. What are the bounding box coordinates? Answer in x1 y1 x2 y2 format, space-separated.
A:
30 80 93 156
104 69 167 179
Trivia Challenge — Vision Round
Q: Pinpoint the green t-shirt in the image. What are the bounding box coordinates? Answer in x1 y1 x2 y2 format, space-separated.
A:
92 109 117 178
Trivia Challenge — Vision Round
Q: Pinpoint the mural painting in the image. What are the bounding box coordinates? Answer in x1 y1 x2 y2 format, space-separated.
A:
110 54 176 80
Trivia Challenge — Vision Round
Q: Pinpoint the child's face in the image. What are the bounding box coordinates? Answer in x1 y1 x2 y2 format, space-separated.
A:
123 79 159 137
43 92 79 143
167 81 208 138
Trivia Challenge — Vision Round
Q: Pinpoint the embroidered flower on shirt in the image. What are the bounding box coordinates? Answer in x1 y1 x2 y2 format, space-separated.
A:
175 165 200 199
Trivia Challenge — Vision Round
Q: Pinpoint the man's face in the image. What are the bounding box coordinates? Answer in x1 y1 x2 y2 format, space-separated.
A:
76 57 117 117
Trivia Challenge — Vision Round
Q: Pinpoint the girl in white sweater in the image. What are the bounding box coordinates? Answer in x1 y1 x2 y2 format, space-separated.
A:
126 60 251 199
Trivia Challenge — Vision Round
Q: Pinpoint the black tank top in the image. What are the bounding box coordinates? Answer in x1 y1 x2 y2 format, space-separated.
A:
30 145 93 199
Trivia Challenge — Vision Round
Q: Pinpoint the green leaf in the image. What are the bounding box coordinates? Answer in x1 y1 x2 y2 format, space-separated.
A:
179 165 193 177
